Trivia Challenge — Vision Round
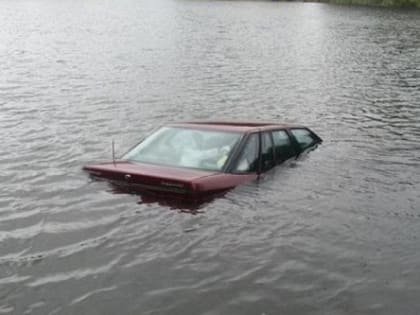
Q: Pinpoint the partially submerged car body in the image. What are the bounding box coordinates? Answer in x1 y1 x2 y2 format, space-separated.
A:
84 121 322 203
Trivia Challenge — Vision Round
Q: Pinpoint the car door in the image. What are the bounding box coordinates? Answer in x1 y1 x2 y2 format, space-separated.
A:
231 131 276 174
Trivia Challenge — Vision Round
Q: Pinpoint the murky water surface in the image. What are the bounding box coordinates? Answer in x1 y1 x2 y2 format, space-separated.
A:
1 1 420 314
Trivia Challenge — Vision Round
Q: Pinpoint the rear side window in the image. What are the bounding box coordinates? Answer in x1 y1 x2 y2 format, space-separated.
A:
290 128 318 150
233 133 259 173
272 130 295 162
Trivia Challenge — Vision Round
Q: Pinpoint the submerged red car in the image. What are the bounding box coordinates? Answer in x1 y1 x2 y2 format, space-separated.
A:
83 121 322 203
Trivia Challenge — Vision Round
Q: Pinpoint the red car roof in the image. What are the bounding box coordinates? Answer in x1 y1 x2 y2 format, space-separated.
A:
169 121 303 133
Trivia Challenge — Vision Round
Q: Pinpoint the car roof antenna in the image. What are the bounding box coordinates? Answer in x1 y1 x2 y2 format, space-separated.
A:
112 139 116 167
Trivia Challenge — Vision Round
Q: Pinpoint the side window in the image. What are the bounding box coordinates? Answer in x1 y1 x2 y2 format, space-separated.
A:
261 132 275 171
272 130 295 162
290 128 317 150
233 133 259 173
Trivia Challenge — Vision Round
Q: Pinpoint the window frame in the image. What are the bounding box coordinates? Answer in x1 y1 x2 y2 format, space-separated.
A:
227 127 321 174
260 131 276 172
271 128 297 164
227 132 261 174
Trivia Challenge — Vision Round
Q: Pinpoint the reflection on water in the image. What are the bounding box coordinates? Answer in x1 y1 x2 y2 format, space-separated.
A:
106 181 210 214
1 1 420 314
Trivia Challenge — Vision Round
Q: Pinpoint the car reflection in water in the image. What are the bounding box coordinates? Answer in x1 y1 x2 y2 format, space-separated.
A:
105 182 216 214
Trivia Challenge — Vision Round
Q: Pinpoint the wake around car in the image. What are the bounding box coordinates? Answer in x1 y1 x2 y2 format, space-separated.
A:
83 121 322 202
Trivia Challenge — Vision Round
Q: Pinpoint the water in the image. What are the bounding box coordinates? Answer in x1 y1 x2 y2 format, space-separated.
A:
1 1 420 314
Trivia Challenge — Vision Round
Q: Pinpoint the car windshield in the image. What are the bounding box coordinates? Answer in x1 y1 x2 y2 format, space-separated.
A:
122 127 243 171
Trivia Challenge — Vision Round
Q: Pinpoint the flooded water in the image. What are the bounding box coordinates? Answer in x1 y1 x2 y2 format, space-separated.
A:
1 1 420 314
